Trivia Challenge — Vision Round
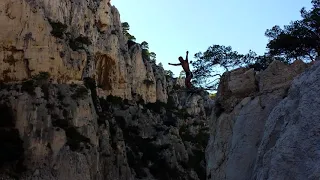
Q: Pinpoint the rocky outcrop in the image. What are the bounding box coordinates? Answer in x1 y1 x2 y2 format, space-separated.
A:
0 75 212 180
206 60 318 180
0 0 167 104
215 60 310 114
253 60 320 180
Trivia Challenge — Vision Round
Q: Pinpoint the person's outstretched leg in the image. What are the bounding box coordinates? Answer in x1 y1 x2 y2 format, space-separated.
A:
185 75 192 89
185 78 188 88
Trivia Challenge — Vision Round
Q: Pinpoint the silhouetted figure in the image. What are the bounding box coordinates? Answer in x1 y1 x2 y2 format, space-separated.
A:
168 51 193 89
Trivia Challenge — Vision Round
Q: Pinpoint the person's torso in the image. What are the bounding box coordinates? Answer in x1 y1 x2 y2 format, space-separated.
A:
181 61 190 72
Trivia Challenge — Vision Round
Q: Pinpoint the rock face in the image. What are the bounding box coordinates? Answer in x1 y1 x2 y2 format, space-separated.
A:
206 60 318 180
0 77 212 180
254 61 320 179
0 0 166 103
0 0 214 179
3 0 319 180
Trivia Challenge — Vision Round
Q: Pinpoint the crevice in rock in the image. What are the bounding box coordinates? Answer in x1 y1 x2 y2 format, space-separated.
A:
265 115 285 152
254 73 260 92
95 53 116 90
84 77 102 113
23 58 31 78
214 100 224 118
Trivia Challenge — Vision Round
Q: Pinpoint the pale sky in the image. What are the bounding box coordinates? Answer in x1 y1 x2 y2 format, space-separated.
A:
112 0 312 78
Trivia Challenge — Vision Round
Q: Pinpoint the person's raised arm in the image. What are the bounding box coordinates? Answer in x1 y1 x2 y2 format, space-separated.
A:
185 51 189 62
168 63 181 66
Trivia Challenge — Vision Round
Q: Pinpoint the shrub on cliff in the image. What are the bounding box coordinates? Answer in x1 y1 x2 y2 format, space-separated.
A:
265 0 320 62
121 22 136 41
191 0 319 90
191 45 256 90
140 41 157 64
165 70 174 79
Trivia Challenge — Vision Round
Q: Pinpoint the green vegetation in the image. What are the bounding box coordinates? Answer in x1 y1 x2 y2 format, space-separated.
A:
32 72 50 82
48 19 67 38
144 95 179 114
209 93 216 99
178 70 186 78
71 86 88 100
21 72 50 96
144 100 168 114
165 70 174 79
172 84 183 90
140 41 157 64
41 84 49 100
106 94 125 105
65 127 91 151
83 77 100 112
175 108 189 119
57 91 65 101
179 123 209 179
52 119 91 152
21 80 36 96
187 149 206 180
121 22 160 66
179 125 209 147
0 81 9 90
179 125 193 141
69 35 91 51
191 46 287 90
121 22 136 41
266 1 320 61
191 0 319 90
143 79 154 86
123 125 181 180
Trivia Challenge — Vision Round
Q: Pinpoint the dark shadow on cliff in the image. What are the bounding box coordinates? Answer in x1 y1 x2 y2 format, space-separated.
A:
0 104 25 177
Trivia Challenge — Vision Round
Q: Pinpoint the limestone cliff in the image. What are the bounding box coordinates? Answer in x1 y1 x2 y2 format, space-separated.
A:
4 1 319 180
0 79 212 180
0 0 166 103
206 60 320 180
0 0 214 180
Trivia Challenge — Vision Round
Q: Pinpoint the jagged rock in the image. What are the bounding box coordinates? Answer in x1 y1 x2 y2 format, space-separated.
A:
253 61 320 180
215 60 311 114
258 60 308 94
216 67 257 113
128 44 156 102
167 77 185 92
0 82 101 179
206 61 319 180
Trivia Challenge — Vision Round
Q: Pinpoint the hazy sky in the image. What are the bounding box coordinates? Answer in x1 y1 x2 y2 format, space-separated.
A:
112 0 312 77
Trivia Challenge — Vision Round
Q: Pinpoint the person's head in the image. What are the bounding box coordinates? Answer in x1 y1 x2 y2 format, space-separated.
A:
178 56 184 62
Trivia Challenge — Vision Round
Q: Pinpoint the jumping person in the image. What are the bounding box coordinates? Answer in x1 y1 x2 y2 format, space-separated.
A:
168 51 193 89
